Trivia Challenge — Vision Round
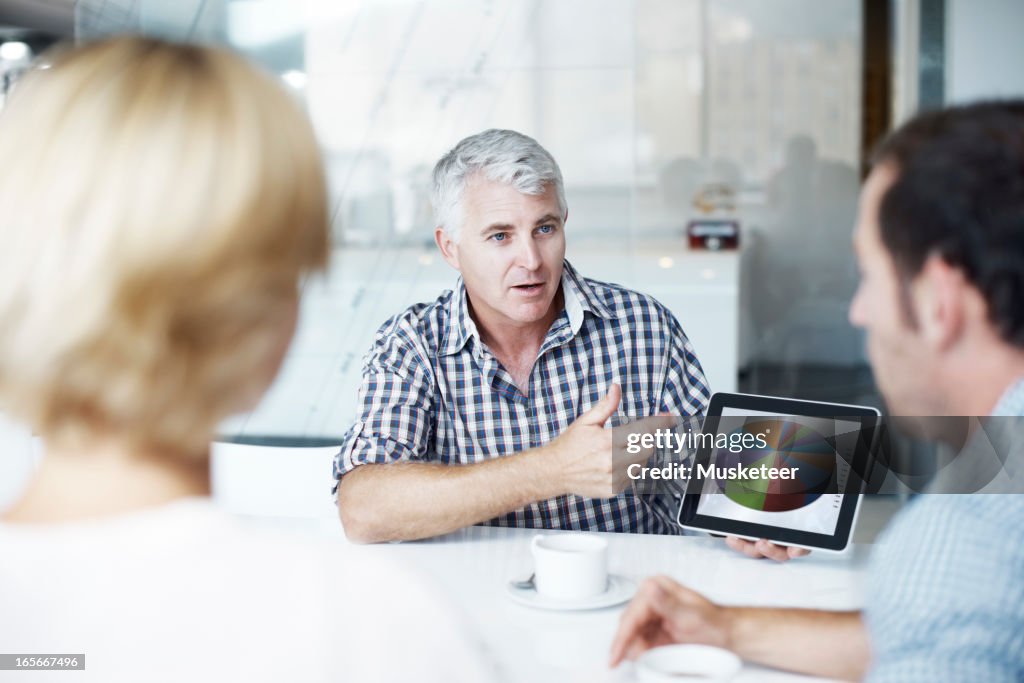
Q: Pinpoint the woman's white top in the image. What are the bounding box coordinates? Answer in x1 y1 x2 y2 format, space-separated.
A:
0 498 499 682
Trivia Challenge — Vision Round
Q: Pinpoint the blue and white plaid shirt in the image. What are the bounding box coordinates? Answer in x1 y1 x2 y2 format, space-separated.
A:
333 260 710 533
864 377 1024 682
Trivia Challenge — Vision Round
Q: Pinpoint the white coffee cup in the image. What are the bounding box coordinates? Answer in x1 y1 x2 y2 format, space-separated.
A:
530 533 608 600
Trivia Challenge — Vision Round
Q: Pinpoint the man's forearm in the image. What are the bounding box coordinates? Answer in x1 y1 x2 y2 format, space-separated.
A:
337 448 567 543
725 607 869 680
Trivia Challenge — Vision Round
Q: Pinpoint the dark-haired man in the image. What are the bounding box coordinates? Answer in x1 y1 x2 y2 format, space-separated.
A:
610 101 1024 681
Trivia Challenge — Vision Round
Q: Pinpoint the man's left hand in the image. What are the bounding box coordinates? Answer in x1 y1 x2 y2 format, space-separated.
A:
609 575 732 667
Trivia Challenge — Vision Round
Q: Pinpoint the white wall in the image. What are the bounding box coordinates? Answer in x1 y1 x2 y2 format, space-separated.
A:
947 0 1024 102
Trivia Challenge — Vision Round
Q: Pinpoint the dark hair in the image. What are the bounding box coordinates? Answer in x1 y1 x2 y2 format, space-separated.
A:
870 101 1024 346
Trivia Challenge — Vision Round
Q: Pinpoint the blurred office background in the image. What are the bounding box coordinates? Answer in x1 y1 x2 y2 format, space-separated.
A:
1 0 1023 510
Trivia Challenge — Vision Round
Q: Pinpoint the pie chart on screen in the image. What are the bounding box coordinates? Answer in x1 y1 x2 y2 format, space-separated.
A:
716 419 836 512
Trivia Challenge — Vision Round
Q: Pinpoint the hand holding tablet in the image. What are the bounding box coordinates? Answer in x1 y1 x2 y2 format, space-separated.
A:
725 536 811 561
677 393 880 553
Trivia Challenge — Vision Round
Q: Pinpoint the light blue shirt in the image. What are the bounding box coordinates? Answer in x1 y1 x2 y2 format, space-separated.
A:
992 376 1024 417
864 378 1024 682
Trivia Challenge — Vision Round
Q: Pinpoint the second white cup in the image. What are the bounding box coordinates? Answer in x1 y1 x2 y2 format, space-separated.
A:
530 533 609 600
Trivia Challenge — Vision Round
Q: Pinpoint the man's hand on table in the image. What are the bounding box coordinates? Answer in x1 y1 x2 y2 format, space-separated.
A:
545 383 678 499
608 575 733 667
725 536 810 562
609 575 869 680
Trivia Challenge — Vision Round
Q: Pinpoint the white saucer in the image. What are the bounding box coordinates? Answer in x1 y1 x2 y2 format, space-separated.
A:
635 644 741 682
505 574 637 611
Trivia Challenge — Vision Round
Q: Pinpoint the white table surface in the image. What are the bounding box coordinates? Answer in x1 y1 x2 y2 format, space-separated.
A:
319 523 870 683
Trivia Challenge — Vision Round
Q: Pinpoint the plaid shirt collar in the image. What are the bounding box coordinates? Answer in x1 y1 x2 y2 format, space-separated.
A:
440 259 616 357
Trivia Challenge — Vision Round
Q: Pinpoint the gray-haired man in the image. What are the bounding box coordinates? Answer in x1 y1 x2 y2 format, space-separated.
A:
333 129 710 543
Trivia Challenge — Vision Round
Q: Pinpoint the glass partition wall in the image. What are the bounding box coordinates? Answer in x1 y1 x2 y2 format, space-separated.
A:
76 0 868 442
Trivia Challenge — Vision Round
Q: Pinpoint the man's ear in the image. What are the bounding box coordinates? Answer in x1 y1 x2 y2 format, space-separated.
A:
912 254 966 351
435 227 460 270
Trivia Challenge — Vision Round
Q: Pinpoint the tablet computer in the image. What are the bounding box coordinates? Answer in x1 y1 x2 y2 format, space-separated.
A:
677 392 880 552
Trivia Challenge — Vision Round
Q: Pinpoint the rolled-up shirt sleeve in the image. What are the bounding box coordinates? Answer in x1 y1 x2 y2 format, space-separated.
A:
333 320 435 488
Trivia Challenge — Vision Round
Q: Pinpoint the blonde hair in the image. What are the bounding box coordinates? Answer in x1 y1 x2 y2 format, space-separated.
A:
0 37 329 454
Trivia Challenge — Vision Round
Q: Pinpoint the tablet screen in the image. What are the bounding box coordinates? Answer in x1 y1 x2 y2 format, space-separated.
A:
677 393 879 551
694 409 863 536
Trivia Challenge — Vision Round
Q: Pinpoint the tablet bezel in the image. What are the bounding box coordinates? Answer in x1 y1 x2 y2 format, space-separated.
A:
677 392 880 552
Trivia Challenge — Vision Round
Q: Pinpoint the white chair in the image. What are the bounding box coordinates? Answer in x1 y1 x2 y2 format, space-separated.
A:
0 413 41 514
211 442 342 520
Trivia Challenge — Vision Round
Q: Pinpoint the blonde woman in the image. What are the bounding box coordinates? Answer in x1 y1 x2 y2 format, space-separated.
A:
0 37 495 683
